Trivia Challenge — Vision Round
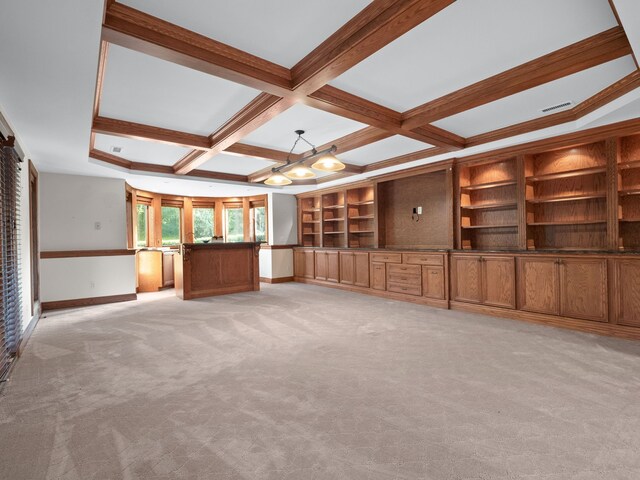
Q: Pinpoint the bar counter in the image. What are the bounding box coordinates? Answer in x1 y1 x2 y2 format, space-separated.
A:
174 242 260 300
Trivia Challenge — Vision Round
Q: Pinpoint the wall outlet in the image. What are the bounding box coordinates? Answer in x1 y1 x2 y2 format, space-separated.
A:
417 206 423 215
94 221 101 230
89 281 95 289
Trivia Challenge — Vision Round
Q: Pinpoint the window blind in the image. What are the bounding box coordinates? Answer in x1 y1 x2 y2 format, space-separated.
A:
1 136 22 379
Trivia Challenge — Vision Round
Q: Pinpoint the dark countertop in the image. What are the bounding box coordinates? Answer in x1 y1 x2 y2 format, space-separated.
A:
292 246 640 255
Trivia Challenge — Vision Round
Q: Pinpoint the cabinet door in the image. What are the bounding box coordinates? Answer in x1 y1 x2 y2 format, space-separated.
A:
422 266 445 300
482 256 515 309
559 258 608 322
450 255 482 304
353 252 370 288
613 259 640 327
327 251 340 283
517 257 559 315
294 250 306 278
303 250 315 279
371 262 386 291
339 252 355 285
315 251 328 281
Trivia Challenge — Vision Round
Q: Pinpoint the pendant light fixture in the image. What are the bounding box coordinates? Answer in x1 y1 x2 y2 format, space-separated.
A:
264 130 345 185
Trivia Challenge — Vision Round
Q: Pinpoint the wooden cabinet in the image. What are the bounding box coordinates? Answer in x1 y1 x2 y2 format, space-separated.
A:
327 251 340 283
612 259 640 327
422 266 445 299
482 256 516 308
137 250 175 292
315 251 327 281
558 258 608 322
340 251 369 287
518 256 607 322
451 254 515 308
294 249 315 279
451 255 483 304
314 250 339 283
371 262 386 291
517 257 560 315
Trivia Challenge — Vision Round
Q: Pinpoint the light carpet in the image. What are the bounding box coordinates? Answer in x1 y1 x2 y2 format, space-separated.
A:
1 283 640 479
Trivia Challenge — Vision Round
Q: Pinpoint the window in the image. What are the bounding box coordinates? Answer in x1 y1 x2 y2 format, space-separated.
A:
225 205 244 242
250 201 266 243
161 206 181 246
136 204 148 247
193 207 214 243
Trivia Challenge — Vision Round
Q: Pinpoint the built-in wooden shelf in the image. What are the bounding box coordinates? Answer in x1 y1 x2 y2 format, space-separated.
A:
620 189 640 196
460 202 517 210
302 208 320 213
302 220 321 224
323 205 344 209
461 224 518 229
302 232 320 235
526 166 606 183
619 159 640 170
324 231 345 235
350 230 375 234
349 215 374 219
460 180 516 191
324 218 344 222
527 193 606 204
620 218 640 223
348 200 374 206
528 220 606 226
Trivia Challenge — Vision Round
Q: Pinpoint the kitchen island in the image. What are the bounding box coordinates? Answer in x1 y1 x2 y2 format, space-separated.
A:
174 242 261 300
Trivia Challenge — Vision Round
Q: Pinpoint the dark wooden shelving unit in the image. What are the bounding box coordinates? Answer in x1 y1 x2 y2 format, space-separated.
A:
299 196 321 247
347 186 375 248
322 191 345 248
619 134 640 250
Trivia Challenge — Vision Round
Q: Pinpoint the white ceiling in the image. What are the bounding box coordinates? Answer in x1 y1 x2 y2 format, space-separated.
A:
241 103 366 151
100 45 259 135
94 133 190 166
330 0 618 111
119 0 372 68
339 136 432 166
1 0 639 198
199 153 276 175
434 55 637 137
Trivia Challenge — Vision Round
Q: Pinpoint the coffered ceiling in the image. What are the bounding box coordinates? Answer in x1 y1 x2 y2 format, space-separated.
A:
1 0 640 196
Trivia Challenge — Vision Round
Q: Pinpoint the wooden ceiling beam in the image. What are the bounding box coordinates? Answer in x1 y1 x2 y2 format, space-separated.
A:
465 69 640 148
93 116 212 150
305 86 465 148
290 0 455 94
102 2 292 96
362 147 449 172
310 126 393 156
223 143 291 164
173 94 296 173
402 26 633 129
90 148 249 182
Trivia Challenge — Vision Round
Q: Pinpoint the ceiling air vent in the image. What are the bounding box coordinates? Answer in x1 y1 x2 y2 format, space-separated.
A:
110 146 123 153
540 101 573 114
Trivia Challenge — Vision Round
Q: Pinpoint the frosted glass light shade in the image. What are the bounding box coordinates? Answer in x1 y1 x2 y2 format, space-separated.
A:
264 172 292 185
311 153 345 172
284 165 316 179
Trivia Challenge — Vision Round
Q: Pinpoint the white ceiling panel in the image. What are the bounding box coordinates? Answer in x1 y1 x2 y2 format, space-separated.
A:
94 134 190 166
241 104 366 151
330 0 618 111
119 0 371 68
100 45 259 136
199 153 276 175
433 56 637 138
339 135 433 166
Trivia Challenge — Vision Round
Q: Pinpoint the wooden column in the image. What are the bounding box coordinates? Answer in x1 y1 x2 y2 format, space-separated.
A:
151 194 162 247
516 154 528 249
183 197 193 243
214 200 224 237
606 137 620 250
243 197 251 241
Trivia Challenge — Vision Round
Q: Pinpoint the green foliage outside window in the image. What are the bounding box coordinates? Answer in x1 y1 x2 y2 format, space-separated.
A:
193 208 214 243
253 206 266 243
226 207 243 242
136 204 147 247
161 206 181 246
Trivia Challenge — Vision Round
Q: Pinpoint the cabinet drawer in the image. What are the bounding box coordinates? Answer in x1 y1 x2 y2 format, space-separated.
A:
387 272 421 285
388 282 422 296
403 253 444 266
387 264 421 276
370 252 402 263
